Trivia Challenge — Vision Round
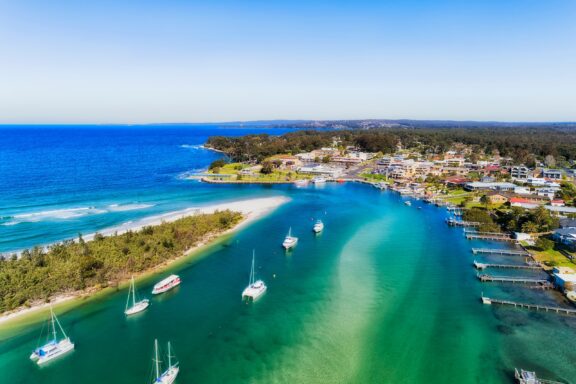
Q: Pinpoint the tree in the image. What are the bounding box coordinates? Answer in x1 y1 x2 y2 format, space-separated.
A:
209 159 226 170
544 155 556 168
260 161 274 174
521 221 539 233
535 237 554 251
479 194 489 209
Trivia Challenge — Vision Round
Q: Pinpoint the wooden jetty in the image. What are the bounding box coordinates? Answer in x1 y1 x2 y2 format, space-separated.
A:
482 296 576 316
466 233 515 242
477 274 549 285
473 260 541 270
472 248 529 256
446 218 480 227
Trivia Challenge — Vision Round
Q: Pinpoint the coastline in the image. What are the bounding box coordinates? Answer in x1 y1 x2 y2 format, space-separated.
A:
0 196 290 329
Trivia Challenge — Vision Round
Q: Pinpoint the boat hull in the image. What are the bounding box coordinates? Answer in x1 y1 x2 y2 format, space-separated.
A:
157 366 179 384
152 275 181 295
242 281 267 301
125 299 150 315
31 339 75 365
282 237 298 249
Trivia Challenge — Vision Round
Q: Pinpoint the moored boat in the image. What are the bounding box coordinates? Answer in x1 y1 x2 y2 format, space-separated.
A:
151 340 179 384
152 274 181 295
125 276 150 315
313 219 324 233
311 177 326 184
404 201 412 206
294 179 309 186
242 250 267 301
282 227 298 249
30 307 75 365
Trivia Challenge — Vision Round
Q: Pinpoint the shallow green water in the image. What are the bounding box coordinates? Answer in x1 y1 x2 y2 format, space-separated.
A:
1 184 575 383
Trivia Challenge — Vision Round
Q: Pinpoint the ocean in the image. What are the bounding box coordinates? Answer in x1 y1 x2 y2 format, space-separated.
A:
1 126 575 383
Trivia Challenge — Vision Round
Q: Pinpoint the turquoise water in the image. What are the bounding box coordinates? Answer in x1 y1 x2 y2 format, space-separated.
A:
2 183 575 383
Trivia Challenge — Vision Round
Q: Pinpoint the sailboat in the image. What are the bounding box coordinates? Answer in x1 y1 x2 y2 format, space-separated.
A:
30 307 75 365
282 227 298 249
151 340 179 384
124 276 150 316
242 250 267 301
313 219 324 233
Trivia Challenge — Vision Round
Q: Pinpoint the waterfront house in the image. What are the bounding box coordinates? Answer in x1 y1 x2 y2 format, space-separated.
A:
552 228 576 248
553 267 576 290
297 165 343 178
559 218 576 228
464 182 516 192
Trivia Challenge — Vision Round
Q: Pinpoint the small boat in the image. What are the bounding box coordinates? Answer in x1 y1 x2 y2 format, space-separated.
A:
313 219 324 233
152 274 181 295
311 177 326 184
282 227 298 249
30 307 74 365
151 340 179 384
294 179 309 186
404 201 412 206
567 290 576 303
124 276 150 315
513 368 561 384
242 250 267 301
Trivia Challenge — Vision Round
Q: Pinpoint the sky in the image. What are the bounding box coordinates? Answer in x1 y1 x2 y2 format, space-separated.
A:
0 0 574 123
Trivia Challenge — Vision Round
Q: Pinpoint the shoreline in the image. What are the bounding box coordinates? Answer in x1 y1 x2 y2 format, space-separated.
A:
0 196 290 328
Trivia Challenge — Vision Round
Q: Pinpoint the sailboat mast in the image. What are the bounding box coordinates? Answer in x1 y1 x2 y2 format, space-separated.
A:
168 342 172 368
250 251 255 285
132 277 136 306
154 339 160 379
50 307 57 341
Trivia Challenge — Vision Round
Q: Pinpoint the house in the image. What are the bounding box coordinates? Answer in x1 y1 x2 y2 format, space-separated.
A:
551 199 565 207
444 176 471 187
511 166 532 179
271 155 302 170
552 228 576 248
464 182 516 192
509 197 540 209
514 186 531 195
542 169 563 180
487 193 508 205
559 218 576 228
553 268 576 290
297 165 344 178
536 188 557 199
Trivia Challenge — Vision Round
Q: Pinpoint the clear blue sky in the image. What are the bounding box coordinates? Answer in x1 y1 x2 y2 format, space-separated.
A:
0 0 574 123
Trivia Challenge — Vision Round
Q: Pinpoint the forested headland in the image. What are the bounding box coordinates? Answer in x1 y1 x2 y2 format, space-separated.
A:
0 210 242 313
206 126 576 165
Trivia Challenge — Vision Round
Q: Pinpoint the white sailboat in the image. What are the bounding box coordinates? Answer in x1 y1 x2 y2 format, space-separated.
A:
151 340 179 384
30 307 74 365
313 219 324 233
282 227 298 249
124 276 150 316
242 250 267 301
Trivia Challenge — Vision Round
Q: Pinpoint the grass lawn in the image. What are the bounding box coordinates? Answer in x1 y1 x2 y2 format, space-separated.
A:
528 247 576 269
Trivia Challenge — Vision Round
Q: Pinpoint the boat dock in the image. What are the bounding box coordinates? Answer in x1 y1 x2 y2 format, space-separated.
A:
473 260 541 270
477 274 549 285
466 233 515 242
472 248 529 256
482 296 576 315
446 218 480 227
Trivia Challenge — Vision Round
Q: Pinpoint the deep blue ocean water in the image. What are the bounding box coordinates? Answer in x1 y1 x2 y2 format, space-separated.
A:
0 125 295 253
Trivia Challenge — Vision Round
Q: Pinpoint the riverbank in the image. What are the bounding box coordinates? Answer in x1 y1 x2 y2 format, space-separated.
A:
0 196 290 328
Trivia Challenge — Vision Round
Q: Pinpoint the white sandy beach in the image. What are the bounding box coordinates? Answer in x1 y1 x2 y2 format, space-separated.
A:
0 196 290 325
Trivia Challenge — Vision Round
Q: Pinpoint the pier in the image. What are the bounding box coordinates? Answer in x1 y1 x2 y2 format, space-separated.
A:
482 296 576 315
472 248 529 256
466 233 515 242
446 218 480 227
473 260 541 270
477 274 549 285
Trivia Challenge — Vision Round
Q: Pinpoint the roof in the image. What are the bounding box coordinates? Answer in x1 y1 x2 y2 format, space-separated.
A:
559 218 576 228
466 182 516 189
509 197 540 204
554 228 576 237
553 273 576 283
545 205 576 214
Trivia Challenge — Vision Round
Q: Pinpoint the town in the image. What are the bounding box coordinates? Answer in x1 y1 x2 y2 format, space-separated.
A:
203 138 576 309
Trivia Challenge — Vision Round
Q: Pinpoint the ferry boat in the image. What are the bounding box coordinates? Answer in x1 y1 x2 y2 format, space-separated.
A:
282 227 298 249
30 307 75 365
152 274 181 295
151 340 179 384
242 251 267 301
125 276 150 315
313 219 324 233
311 177 327 184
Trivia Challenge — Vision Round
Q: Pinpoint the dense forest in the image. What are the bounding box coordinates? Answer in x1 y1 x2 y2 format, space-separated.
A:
0 210 242 313
206 126 576 165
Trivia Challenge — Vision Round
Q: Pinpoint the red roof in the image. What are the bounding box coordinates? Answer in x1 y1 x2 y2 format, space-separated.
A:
509 197 538 204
